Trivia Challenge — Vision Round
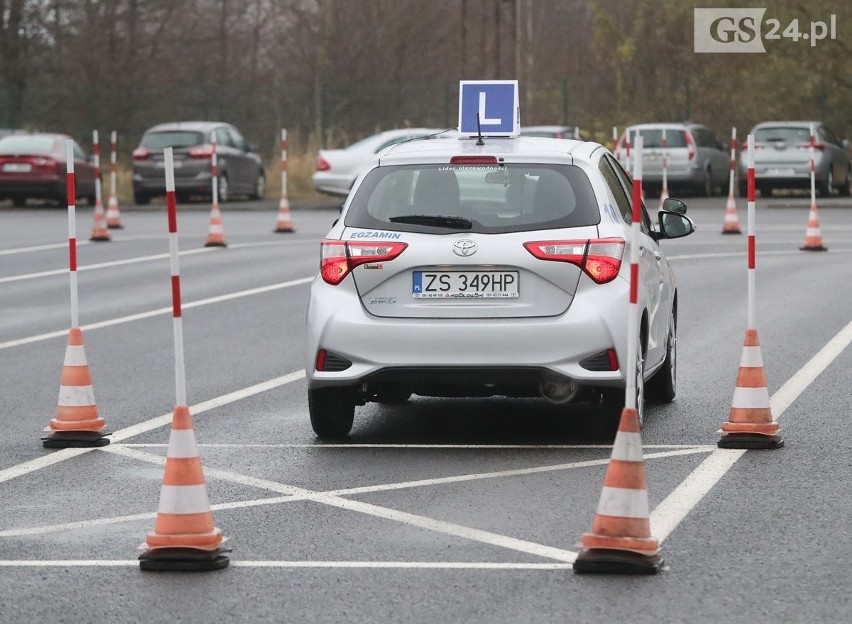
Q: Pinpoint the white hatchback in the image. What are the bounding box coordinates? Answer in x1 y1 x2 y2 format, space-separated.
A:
305 135 695 438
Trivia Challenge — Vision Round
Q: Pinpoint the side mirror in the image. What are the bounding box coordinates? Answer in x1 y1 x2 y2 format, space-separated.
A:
661 197 687 214
246 143 257 153
658 211 695 239
338 202 346 214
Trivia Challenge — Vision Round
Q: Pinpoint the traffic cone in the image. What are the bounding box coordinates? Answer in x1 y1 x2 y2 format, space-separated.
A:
90 196 111 241
42 328 109 448
139 405 229 571
204 203 227 247
718 328 783 449
274 194 295 233
574 406 662 574
106 191 123 229
799 204 827 251
721 193 742 234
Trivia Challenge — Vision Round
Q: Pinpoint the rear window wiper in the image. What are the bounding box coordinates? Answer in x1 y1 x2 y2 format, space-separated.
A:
389 214 473 229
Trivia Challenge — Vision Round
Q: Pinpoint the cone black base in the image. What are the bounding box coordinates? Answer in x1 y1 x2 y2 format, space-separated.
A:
204 241 227 248
139 547 230 572
718 433 784 449
799 245 827 252
42 430 110 448
89 237 110 242
274 228 295 233
107 224 124 229
573 549 662 575
721 230 741 235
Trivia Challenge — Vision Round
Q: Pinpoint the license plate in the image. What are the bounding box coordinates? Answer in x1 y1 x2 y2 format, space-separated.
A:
155 160 183 168
412 271 519 299
765 168 795 176
2 163 31 173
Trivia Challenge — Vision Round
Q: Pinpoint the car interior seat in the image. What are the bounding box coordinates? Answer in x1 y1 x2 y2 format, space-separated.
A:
412 169 461 216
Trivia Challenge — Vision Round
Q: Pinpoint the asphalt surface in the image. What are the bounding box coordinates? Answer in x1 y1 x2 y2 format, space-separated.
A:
1 193 851 623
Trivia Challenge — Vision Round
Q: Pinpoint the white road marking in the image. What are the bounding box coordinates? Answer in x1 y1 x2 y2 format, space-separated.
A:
668 249 852 260
0 241 90 256
0 278 313 350
0 560 574 570
651 317 852 543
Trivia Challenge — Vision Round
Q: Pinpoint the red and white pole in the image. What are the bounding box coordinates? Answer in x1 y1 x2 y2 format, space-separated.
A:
809 123 817 206
90 130 110 241
211 135 219 208
625 135 643 409
625 130 632 173
612 126 618 154
204 134 227 246
722 127 742 234
106 130 123 228
799 124 827 251
728 127 737 198
67 140 80 328
659 128 669 207
746 134 756 329
274 128 295 232
165 147 187 407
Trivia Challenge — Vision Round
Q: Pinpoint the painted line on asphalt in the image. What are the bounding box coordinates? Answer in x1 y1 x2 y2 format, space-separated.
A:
0 241 90 256
0 277 313 350
0 560 574 570
651 317 852 543
0 369 306 484
668 248 852 260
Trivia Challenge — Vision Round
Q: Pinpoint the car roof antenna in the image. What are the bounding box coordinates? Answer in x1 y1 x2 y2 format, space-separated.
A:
476 113 485 146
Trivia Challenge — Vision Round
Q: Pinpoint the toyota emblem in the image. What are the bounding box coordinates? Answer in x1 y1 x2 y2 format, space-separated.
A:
452 239 477 257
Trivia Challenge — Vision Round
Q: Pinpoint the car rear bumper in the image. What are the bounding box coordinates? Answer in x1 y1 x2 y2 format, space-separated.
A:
133 170 214 196
0 177 65 198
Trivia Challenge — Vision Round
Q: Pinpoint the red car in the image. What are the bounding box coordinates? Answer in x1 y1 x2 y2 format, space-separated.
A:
0 133 97 207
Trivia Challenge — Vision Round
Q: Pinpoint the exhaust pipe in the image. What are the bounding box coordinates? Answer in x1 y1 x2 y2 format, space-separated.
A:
539 374 579 404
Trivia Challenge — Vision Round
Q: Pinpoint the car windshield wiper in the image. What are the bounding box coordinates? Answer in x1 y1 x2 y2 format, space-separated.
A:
389 214 473 229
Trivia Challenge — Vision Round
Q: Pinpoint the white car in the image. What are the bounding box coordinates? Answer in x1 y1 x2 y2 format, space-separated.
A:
305 135 695 438
312 128 449 196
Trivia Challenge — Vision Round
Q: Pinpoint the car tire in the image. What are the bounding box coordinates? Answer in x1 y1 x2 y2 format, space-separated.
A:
308 388 355 439
11 195 27 207
249 171 266 200
134 192 150 205
217 173 230 203
702 168 713 197
818 170 833 197
646 308 676 404
840 167 852 197
601 347 645 435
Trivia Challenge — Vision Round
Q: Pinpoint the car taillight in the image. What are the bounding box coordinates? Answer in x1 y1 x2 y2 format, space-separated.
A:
132 147 150 161
29 157 55 170
316 157 330 171
320 239 408 285
684 131 696 161
449 156 498 165
798 142 825 151
188 144 214 159
523 238 625 284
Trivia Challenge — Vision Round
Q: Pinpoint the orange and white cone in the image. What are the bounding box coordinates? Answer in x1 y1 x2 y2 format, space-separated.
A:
106 192 123 229
574 407 662 574
721 193 742 234
42 328 109 448
90 196 111 241
799 204 827 251
718 328 783 449
139 405 229 571
274 194 294 233
204 203 227 247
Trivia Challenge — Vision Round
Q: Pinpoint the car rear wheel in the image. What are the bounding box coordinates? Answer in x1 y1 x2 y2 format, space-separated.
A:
841 167 852 197
646 309 677 404
249 171 266 200
309 388 355 439
818 170 833 197
134 192 150 205
11 195 27 207
702 168 713 197
217 173 230 203
601 348 645 435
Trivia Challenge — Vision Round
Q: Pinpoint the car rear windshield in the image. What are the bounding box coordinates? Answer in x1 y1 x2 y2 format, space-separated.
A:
754 127 810 143
141 131 206 150
631 129 688 148
0 135 56 154
345 163 600 234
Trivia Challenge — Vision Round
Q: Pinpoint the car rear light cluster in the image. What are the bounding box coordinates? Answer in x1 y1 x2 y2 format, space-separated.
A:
132 147 150 161
188 144 215 159
449 156 498 165
320 240 408 285
797 142 825 151
315 349 352 372
684 131 696 161
316 157 330 171
523 238 625 284
580 348 620 371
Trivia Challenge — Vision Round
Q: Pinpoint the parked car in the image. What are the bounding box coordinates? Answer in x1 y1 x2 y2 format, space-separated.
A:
0 133 97 207
615 122 729 196
738 121 851 197
312 128 449 197
520 125 587 140
304 134 696 438
131 121 265 204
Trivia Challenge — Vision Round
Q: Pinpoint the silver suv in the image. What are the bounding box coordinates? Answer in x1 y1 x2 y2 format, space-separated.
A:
616 122 729 196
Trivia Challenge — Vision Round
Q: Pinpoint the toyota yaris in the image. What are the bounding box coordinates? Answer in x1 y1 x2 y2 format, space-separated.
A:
305 134 695 438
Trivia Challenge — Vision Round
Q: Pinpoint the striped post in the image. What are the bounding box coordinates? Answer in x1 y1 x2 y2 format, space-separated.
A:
89 130 110 241
722 127 741 234
274 128 295 232
612 126 618 153
204 134 227 247
42 140 109 448
139 147 229 571
658 129 669 208
106 130 123 228
800 123 827 251
718 134 783 449
625 135 643 411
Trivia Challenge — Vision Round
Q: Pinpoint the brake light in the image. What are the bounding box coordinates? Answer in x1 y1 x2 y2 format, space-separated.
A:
316 157 330 171
523 238 625 284
449 156 498 165
320 239 408 285
684 131 695 161
798 142 825 151
188 144 214 159
132 147 150 161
